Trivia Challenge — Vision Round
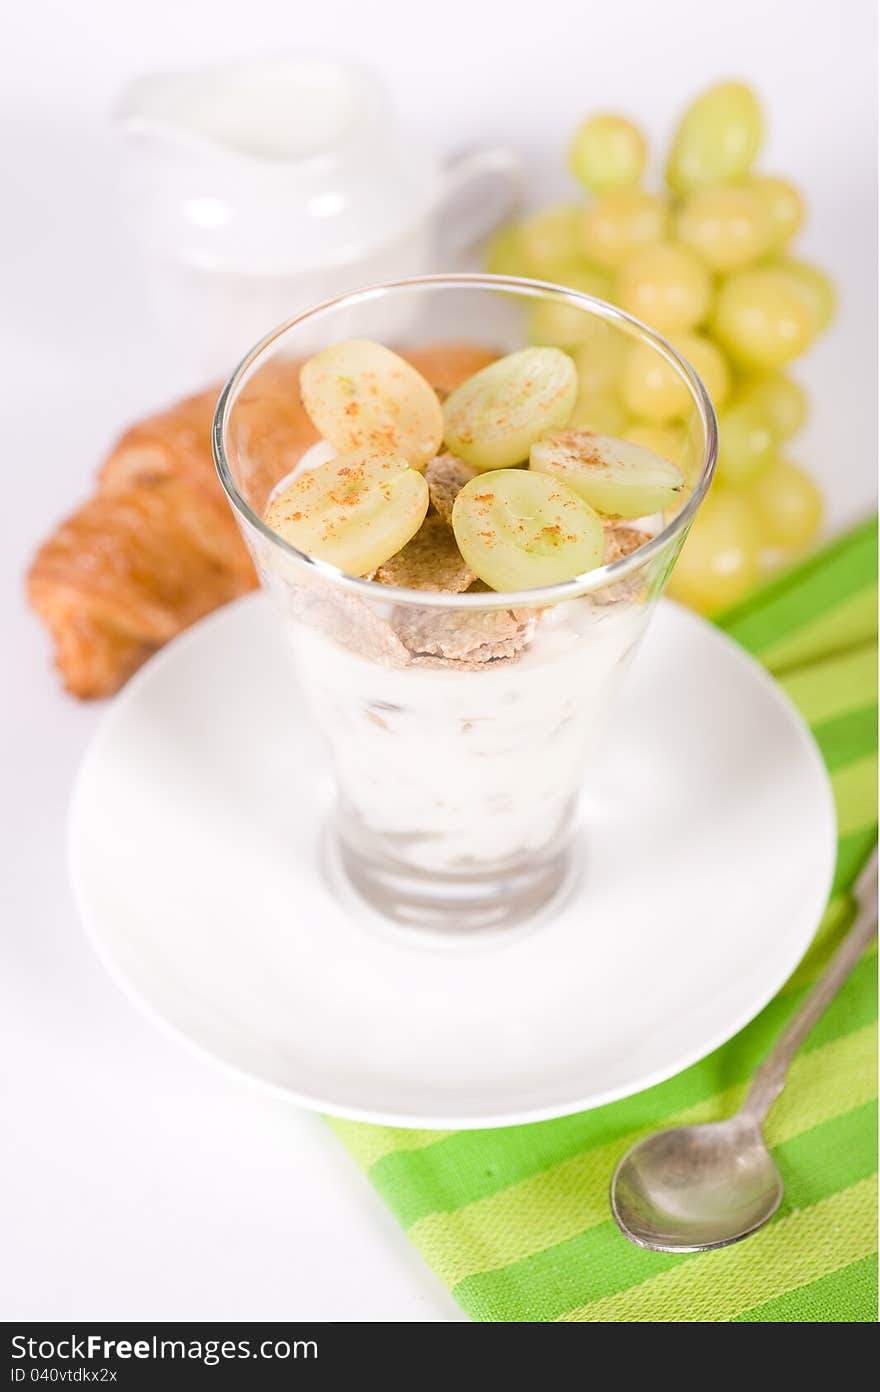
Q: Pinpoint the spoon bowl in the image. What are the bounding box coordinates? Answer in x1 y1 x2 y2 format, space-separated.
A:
611 1117 784 1252
611 850 876 1254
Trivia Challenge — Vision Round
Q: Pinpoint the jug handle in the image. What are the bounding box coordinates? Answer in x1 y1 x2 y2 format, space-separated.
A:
433 147 523 258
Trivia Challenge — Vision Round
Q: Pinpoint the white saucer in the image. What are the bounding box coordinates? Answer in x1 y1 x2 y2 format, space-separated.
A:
69 595 836 1129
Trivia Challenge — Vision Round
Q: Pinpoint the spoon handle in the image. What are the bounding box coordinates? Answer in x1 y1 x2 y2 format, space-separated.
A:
741 848 878 1125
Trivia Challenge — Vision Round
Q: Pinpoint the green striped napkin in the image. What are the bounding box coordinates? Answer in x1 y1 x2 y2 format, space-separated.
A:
331 518 878 1323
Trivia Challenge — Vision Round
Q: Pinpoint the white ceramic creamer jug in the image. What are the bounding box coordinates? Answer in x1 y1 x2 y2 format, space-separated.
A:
116 54 521 383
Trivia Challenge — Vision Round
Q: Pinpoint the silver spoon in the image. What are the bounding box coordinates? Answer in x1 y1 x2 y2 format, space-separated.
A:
611 849 877 1253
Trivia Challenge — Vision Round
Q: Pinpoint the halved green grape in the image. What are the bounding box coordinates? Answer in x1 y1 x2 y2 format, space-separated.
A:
520 205 583 273
300 340 444 471
666 487 761 614
674 332 732 410
579 189 670 271
569 114 647 194
712 268 815 369
265 453 429 576
527 267 614 348
615 242 712 332
743 175 805 252
748 458 824 547
442 347 578 471
774 258 836 333
619 339 691 422
716 400 779 486
530 429 686 517
735 373 807 439
451 467 604 591
621 422 687 471
487 222 532 277
666 81 763 195
675 184 771 272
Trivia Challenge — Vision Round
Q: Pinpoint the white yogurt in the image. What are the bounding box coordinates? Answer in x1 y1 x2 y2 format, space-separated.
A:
286 589 649 876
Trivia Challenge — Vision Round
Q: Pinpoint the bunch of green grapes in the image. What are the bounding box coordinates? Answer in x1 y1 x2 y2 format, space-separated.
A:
485 83 832 615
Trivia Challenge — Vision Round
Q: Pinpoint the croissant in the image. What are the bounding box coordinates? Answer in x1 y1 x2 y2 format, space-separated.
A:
28 343 496 698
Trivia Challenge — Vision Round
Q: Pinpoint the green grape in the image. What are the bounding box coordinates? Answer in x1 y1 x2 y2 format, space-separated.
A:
530 429 685 517
442 347 578 471
716 400 779 486
748 459 824 547
666 81 763 195
621 422 687 470
712 268 815 369
774 258 836 333
520 204 583 273
619 338 691 422
571 327 624 398
527 266 614 347
451 468 604 590
735 373 807 439
300 339 444 471
568 390 628 434
569 114 647 194
743 175 805 252
679 411 713 486
615 242 712 332
666 487 761 613
758 547 796 580
579 189 670 271
528 300 591 349
487 222 532 277
675 184 771 272
265 453 429 576
674 332 732 410
564 263 614 298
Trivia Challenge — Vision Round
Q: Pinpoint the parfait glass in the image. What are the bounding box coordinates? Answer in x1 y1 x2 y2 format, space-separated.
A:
213 275 717 934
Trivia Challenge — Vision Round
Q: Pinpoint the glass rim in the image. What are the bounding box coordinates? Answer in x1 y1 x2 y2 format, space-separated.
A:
212 272 718 610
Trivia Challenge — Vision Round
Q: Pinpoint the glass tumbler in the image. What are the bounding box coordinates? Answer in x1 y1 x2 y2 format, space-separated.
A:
213 275 717 934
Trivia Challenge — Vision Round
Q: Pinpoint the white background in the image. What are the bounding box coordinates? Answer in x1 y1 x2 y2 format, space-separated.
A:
1 0 876 1321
